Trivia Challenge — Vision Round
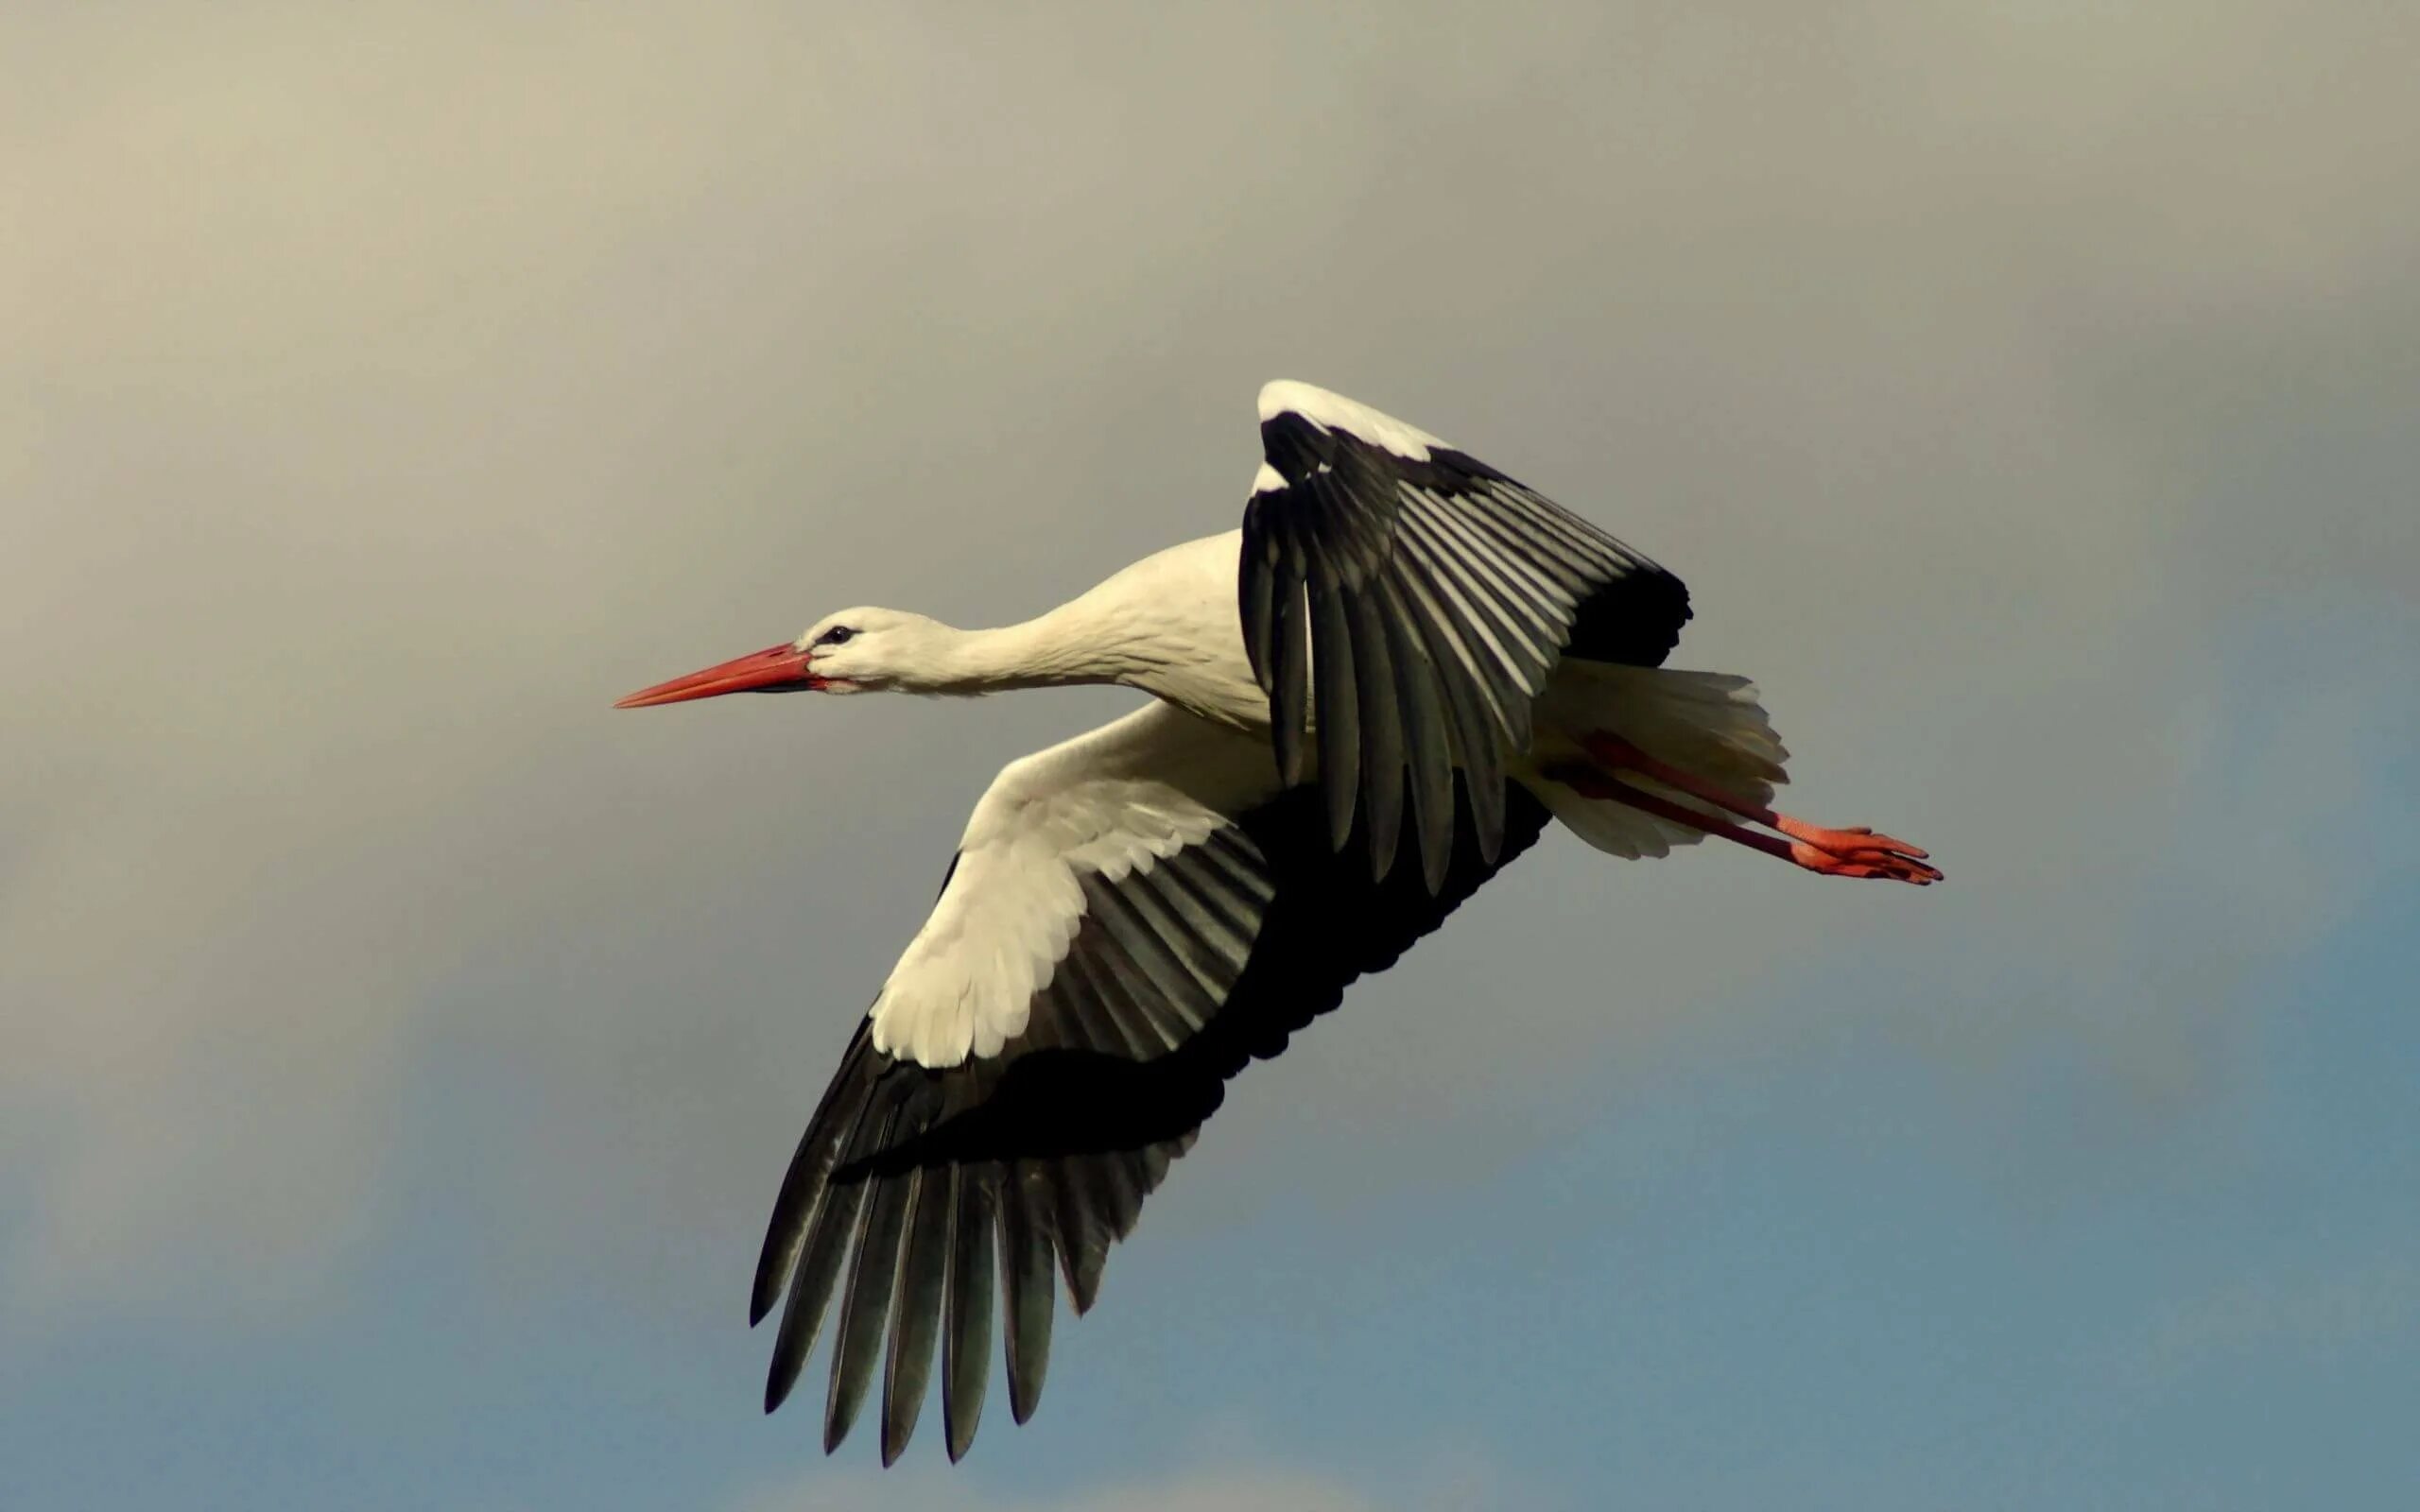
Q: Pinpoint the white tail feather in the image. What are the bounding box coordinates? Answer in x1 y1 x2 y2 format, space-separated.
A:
1522 664 1789 859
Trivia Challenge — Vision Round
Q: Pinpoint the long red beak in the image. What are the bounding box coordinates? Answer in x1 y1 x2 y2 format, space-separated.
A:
614 643 821 709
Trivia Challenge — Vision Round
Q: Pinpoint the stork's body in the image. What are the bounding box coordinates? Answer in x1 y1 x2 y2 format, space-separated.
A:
618 382 1938 1465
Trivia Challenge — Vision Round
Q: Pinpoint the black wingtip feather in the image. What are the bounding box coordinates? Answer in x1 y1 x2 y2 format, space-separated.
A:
1306 578 1360 851
880 1165 952 1465
1342 592 1407 882
1270 573 1311 786
1000 1171 1054 1426
942 1166 995 1463
1238 528 1278 692
824 1162 911 1454
1054 1169 1110 1316
764 1173 868 1416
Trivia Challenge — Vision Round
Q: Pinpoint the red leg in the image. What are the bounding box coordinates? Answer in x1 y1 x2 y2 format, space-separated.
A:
1560 746 1941 885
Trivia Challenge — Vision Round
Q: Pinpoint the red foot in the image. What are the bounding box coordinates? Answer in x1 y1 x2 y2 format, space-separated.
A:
1776 818 1942 885
1570 732 1943 885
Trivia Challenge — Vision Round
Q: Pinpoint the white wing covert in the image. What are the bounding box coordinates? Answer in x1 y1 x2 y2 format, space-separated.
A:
869 731 1247 1068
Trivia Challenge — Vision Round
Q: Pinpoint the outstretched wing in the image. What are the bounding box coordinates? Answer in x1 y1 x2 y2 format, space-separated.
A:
751 701 1551 1464
1239 380 1690 890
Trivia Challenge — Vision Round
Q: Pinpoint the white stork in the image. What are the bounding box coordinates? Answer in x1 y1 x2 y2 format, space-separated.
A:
616 382 1939 1464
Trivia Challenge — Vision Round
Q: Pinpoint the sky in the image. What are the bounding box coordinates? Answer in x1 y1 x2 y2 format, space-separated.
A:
5 2 2417 1507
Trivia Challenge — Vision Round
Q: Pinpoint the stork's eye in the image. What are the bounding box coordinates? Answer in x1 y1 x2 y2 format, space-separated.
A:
815 626 855 647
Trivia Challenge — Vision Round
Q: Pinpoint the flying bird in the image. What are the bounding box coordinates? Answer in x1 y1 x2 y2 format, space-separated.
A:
617 381 1939 1464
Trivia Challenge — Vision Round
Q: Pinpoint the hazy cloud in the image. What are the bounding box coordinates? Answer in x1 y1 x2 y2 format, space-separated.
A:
2117 1250 2420 1389
726 1433 1521 1512
7 0 2415 1332
732 1464 1388 1512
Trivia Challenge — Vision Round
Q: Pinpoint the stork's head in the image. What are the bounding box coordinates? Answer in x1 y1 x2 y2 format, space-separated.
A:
614 607 955 708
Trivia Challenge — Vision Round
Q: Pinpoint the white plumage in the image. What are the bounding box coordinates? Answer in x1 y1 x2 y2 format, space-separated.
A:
870 703 1275 1067
1258 377 1447 460
616 381 1940 1465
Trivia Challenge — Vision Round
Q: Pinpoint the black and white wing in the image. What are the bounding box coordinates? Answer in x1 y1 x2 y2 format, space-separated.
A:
1239 381 1692 890
752 702 1550 1464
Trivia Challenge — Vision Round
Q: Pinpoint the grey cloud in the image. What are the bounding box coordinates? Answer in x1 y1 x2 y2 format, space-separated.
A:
6 2 2415 1317
730 1463 1388 1512
2115 1250 2420 1390
725 1428 1522 1512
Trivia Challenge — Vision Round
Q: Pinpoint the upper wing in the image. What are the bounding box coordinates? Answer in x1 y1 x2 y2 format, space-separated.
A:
1239 380 1691 890
751 701 1552 1464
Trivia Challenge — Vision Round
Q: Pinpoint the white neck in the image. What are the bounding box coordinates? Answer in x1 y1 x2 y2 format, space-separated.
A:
873 531 1264 729
922 605 1124 693
911 576 1238 702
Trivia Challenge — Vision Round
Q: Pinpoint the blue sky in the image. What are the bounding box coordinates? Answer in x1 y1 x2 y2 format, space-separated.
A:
7 5 2417 1508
